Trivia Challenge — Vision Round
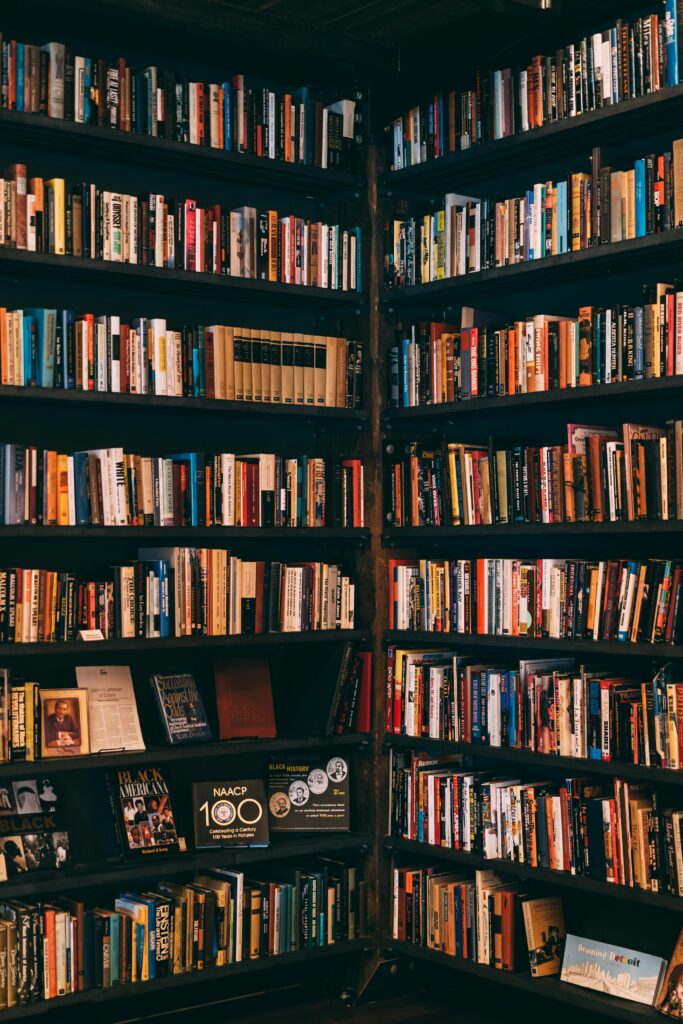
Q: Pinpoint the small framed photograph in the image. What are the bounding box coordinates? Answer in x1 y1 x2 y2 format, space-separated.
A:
40 689 90 757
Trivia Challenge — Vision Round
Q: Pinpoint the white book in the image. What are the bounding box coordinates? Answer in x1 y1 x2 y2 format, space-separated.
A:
76 665 145 751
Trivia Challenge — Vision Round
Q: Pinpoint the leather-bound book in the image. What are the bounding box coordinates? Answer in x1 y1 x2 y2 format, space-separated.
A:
214 657 276 739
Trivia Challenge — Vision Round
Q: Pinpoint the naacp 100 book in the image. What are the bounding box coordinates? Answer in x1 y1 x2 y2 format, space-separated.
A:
561 934 668 1006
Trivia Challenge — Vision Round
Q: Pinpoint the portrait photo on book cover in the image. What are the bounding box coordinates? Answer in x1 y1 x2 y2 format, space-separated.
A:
40 688 90 756
122 792 176 850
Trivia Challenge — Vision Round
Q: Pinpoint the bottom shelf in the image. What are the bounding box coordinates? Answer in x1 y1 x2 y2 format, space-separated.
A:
4 940 371 1020
384 940 659 1024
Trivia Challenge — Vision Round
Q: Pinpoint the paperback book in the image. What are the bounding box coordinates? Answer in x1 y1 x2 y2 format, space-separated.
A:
267 756 350 831
561 934 667 1005
150 673 211 745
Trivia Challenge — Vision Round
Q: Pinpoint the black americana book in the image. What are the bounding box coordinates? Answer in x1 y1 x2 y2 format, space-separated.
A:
106 766 183 860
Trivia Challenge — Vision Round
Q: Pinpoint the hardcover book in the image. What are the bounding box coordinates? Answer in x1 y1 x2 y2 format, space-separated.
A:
267 755 349 832
107 766 183 859
522 896 566 976
213 658 276 739
0 776 70 879
150 673 211 745
192 779 269 848
561 934 667 1005
656 928 683 1018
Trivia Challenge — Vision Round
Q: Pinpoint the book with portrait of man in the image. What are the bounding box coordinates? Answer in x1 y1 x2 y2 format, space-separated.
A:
39 688 90 758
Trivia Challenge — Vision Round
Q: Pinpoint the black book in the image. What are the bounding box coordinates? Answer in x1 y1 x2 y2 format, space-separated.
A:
106 766 181 861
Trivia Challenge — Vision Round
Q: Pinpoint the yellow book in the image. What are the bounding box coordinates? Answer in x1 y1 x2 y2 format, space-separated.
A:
44 178 66 255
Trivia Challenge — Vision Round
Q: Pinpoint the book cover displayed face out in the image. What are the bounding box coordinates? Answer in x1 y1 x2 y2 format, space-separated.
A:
213 658 276 739
267 756 350 831
149 673 212 745
0 776 70 880
192 779 269 848
656 929 683 1019
75 665 145 753
107 767 182 859
561 934 668 1006
522 896 566 976
39 688 90 757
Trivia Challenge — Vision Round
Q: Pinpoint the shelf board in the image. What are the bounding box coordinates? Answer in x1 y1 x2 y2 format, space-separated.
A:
380 230 683 310
0 630 368 658
384 837 683 912
381 377 683 426
381 84 683 193
383 630 683 659
0 732 370 779
0 833 373 900
0 384 368 425
384 940 659 1024
0 938 371 1020
383 521 683 543
0 526 370 543
384 733 683 786
0 249 366 311
0 109 364 198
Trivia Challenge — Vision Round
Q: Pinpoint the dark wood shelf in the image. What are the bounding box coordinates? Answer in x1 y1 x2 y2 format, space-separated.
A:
0 833 373 900
0 248 366 312
384 940 659 1024
0 938 371 1020
380 230 683 311
384 837 683 912
381 376 683 427
0 630 368 658
381 84 683 193
384 630 683 659
0 732 369 779
384 733 683 786
383 521 683 544
0 384 368 426
0 109 364 198
0 526 370 543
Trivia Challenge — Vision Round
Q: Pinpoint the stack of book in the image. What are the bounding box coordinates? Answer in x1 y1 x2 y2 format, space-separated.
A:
384 141 683 287
0 35 359 169
0 163 363 290
385 423 682 526
388 286 683 408
388 556 683 643
0 308 364 406
0 446 364 529
389 2 681 167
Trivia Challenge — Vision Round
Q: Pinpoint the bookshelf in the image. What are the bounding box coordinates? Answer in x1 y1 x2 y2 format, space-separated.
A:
0 2 379 1017
378 2 683 1019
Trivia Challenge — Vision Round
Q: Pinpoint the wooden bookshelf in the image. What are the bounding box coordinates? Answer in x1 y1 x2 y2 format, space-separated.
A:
383 630 683 659
0 526 370 543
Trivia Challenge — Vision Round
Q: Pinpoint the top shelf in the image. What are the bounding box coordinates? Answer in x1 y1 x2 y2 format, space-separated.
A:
0 109 365 199
381 83 683 194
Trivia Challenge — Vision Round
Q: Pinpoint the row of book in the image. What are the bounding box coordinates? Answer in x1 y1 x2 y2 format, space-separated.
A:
388 287 683 408
0 859 365 1006
384 142 683 287
0 36 358 169
0 164 363 290
0 446 364 529
385 423 683 527
389 1 681 167
0 552 356 642
388 557 683 645
0 308 365 406
385 649 682 770
390 751 683 895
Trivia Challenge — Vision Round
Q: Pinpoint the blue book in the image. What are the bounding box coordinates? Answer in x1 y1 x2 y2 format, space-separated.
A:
557 181 568 253
83 59 92 123
401 336 410 406
665 0 679 87
617 562 640 640
109 912 121 986
16 45 24 112
588 678 602 759
73 452 90 525
61 309 76 389
119 895 157 979
149 672 212 744
22 312 35 386
471 670 481 743
525 189 533 258
507 672 518 747
634 306 644 378
493 70 503 139
25 308 56 388
223 82 232 150
634 158 646 237
561 934 667 1005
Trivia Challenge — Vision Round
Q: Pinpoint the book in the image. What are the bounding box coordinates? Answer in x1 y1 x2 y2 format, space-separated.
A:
75 666 144 753
561 934 667 1005
214 658 275 739
150 673 211 745
0 776 70 878
39 689 89 757
106 766 183 859
522 897 566 976
267 756 350 832
192 779 269 848
656 927 683 1017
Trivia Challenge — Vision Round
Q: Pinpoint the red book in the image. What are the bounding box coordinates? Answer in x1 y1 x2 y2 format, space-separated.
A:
356 651 372 733
214 657 276 739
